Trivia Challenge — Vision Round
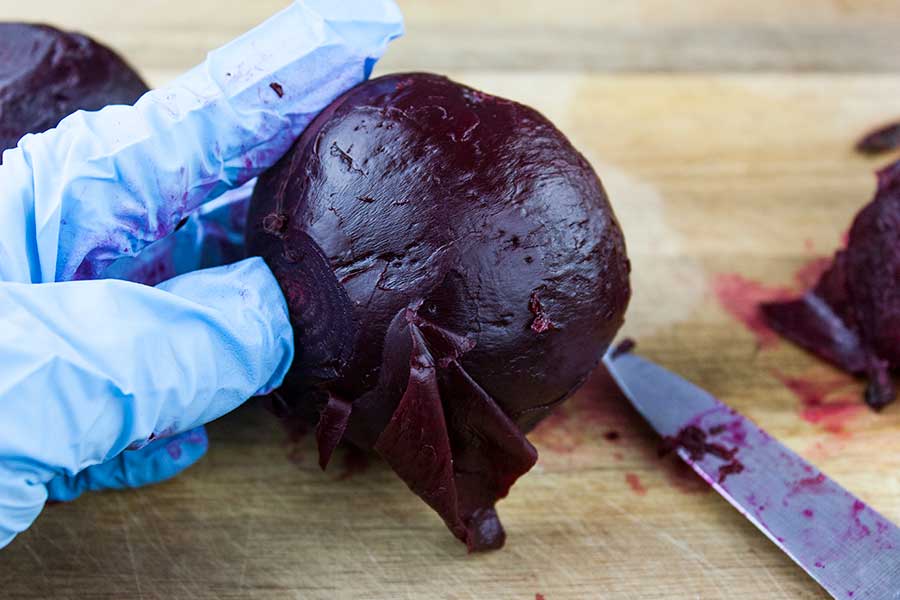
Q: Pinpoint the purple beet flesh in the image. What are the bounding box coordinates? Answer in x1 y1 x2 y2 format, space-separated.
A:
247 73 631 550
762 161 900 409
0 23 147 155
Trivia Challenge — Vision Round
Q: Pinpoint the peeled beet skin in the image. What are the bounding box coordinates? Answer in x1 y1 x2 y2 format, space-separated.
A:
0 23 148 154
762 161 900 409
247 73 631 550
857 121 900 155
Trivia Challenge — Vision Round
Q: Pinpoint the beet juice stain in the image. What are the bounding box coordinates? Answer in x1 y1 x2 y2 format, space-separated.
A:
769 369 864 435
625 472 647 496
247 73 631 550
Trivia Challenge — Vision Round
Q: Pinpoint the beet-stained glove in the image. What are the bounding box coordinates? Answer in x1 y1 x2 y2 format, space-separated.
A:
0 0 403 549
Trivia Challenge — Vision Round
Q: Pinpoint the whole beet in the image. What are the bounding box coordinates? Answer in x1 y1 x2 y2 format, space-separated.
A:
248 73 631 550
0 23 148 155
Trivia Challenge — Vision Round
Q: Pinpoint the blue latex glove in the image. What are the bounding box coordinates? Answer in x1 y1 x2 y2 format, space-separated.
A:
0 0 403 549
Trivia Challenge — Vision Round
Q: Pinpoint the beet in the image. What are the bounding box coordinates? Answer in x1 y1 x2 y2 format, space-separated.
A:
247 73 631 550
0 23 148 155
762 161 900 410
857 121 900 155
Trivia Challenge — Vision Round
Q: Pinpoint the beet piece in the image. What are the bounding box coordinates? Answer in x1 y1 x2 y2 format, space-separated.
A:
247 73 631 550
857 122 900 155
315 393 352 470
659 425 744 485
762 161 900 410
0 23 148 156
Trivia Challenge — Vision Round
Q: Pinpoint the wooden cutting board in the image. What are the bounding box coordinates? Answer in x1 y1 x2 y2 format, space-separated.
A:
2 1 899 598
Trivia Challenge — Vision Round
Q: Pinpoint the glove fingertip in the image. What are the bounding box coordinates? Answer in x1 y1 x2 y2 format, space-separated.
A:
138 427 210 486
46 427 209 502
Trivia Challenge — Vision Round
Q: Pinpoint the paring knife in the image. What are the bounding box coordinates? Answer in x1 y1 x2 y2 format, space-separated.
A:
603 348 900 600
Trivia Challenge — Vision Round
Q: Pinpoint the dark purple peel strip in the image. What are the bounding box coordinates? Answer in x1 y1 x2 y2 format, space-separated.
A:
761 293 869 375
316 394 353 470
442 360 538 551
374 323 468 544
373 307 539 551
857 121 900 155
865 359 896 411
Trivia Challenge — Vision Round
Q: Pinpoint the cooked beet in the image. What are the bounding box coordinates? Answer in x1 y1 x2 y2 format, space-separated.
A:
762 161 900 409
857 121 900 155
247 73 631 550
0 23 148 155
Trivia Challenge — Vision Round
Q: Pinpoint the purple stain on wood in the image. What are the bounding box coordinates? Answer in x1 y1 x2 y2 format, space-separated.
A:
712 273 793 348
770 369 863 435
625 472 647 496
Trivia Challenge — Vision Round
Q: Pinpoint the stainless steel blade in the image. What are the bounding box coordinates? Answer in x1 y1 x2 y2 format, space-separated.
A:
604 350 900 600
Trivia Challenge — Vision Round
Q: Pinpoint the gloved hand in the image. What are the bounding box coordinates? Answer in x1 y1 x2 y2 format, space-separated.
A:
0 0 403 550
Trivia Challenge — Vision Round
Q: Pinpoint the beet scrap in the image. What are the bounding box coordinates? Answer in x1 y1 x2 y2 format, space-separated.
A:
248 73 631 550
0 23 148 155
762 161 900 410
659 425 744 485
857 121 900 156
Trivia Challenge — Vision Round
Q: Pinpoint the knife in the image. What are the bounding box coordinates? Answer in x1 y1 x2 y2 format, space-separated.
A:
603 348 900 600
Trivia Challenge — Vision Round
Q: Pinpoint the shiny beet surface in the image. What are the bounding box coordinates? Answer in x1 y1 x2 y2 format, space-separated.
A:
248 73 630 550
0 23 147 154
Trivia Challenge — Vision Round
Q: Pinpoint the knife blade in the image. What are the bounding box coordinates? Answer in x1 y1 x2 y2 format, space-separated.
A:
603 349 900 600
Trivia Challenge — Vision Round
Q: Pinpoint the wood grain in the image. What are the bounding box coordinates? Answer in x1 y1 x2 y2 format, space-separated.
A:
1 2 899 599
1 0 900 74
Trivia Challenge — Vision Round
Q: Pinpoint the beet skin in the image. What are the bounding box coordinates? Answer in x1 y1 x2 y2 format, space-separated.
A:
762 161 900 409
0 23 148 155
857 121 900 155
248 73 631 550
